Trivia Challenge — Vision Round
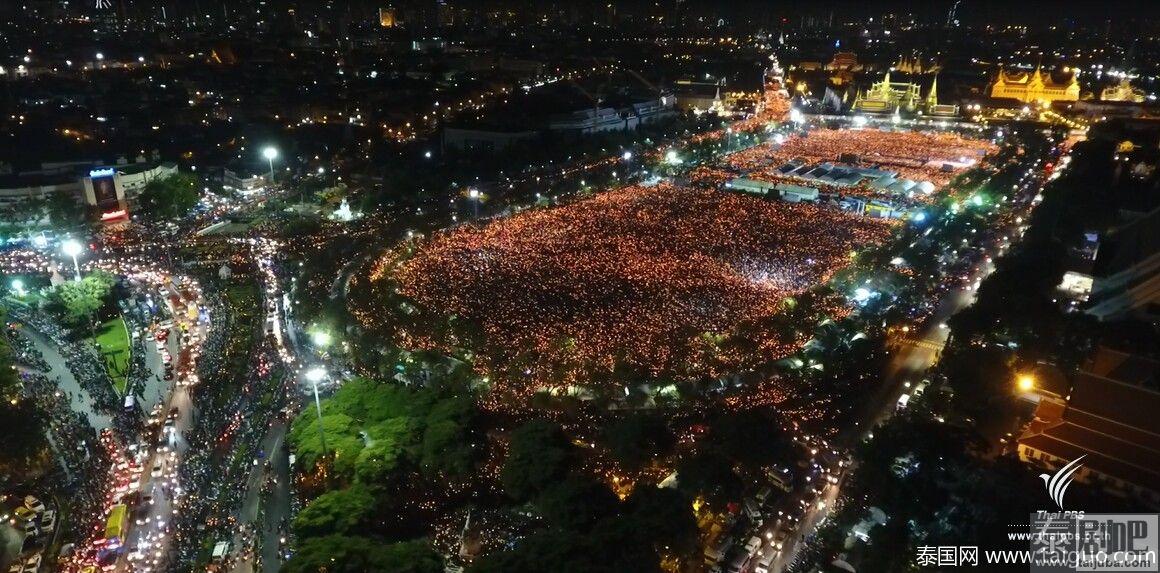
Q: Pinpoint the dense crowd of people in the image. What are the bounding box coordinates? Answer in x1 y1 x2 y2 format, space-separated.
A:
735 128 998 187
17 369 113 543
7 308 123 423
386 183 893 404
4 324 51 371
167 283 296 570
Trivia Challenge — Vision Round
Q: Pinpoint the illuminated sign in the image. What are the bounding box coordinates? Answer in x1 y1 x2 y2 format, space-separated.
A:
100 209 127 220
89 168 116 178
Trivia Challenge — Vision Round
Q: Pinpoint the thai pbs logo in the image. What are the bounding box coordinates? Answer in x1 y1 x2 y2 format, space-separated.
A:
1039 455 1085 510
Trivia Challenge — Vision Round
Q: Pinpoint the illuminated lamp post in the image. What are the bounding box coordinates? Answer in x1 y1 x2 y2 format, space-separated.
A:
468 188 481 218
62 239 83 281
306 367 329 456
262 146 279 185
1016 374 1036 393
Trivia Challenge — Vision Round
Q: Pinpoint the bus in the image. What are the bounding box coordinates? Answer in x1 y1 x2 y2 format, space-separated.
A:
104 504 128 550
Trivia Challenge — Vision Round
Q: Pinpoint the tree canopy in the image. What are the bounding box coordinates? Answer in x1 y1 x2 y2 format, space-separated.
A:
52 270 116 328
292 484 377 539
137 172 200 219
601 413 675 470
283 537 442 573
287 377 479 485
499 420 575 501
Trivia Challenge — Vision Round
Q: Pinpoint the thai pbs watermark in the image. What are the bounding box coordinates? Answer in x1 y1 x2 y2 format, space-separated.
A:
915 513 1158 570
1028 512 1157 572
915 456 1157 570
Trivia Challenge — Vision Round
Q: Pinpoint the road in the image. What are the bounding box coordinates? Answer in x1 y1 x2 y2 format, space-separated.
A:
113 278 205 572
769 264 992 572
228 419 291 573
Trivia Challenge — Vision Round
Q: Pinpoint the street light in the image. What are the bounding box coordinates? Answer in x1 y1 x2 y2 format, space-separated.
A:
1017 374 1036 393
468 188 481 218
61 239 83 281
311 330 331 348
262 146 278 184
305 367 329 456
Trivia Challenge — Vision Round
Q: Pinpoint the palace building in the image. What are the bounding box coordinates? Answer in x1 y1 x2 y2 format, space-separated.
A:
851 73 957 116
989 65 1079 104
1101 77 1146 103
851 71 921 113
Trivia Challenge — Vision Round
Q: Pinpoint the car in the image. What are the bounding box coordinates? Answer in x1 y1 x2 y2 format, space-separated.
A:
39 510 55 532
13 507 36 522
167 407 179 420
151 461 164 478
22 497 44 513
744 536 762 555
20 519 39 536
7 562 22 573
23 554 42 573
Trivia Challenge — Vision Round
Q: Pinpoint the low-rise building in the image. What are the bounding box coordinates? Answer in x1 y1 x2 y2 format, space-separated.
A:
1017 347 1160 508
0 161 178 219
1086 206 1160 320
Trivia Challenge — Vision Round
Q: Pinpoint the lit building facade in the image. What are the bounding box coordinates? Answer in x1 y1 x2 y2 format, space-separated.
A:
1101 77 1146 103
989 65 1079 104
852 72 954 116
852 72 921 113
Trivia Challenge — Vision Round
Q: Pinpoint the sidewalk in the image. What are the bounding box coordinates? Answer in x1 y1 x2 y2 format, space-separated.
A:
25 329 112 430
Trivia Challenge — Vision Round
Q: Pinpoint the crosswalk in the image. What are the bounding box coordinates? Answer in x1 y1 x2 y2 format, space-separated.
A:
897 337 946 352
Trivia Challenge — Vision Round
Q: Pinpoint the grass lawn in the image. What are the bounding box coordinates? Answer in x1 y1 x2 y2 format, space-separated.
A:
95 316 131 395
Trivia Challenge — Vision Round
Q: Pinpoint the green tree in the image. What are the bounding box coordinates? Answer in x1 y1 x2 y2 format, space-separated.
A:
500 420 575 501
292 484 377 538
288 411 362 475
137 173 200 219
535 477 619 532
470 526 661 573
625 486 699 557
418 393 478 478
707 409 794 470
674 451 742 507
354 417 417 484
52 270 115 329
46 191 83 226
601 413 674 470
0 397 50 477
283 537 442 573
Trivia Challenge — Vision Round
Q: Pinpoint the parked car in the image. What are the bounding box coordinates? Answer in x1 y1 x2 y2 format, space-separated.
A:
38 510 56 533
23 496 45 513
22 553 41 573
18 520 38 537
13 507 36 522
